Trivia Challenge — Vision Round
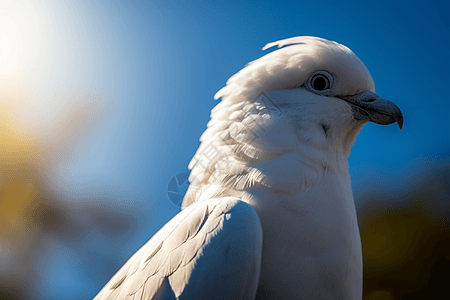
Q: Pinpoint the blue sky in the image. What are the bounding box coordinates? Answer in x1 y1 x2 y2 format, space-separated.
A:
61 0 448 214
58 0 448 184
2 0 449 298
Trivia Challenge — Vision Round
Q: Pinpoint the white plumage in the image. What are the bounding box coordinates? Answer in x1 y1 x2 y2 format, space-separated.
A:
94 36 402 300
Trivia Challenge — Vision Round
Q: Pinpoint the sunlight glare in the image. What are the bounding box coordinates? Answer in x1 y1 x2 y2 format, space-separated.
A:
0 1 47 76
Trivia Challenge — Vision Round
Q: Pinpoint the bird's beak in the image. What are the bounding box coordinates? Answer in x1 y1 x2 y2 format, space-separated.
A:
339 91 403 129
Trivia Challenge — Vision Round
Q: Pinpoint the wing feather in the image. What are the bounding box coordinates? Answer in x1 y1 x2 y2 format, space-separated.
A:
94 198 262 300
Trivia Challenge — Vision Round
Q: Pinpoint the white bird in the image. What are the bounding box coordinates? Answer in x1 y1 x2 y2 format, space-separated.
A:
94 36 403 300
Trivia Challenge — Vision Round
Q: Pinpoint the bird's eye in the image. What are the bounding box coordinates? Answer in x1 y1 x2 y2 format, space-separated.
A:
311 75 329 91
306 71 333 94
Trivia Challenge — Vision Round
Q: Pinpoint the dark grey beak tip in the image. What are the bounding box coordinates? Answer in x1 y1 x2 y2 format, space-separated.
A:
397 118 403 130
396 114 403 130
393 108 404 130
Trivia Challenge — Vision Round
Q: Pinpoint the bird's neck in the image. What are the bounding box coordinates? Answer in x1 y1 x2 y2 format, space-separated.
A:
195 145 353 208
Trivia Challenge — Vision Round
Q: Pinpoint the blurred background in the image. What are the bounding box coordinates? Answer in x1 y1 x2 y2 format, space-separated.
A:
0 0 448 299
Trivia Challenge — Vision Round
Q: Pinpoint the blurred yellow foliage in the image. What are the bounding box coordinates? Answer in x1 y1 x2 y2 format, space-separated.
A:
0 82 117 299
0 98 40 245
0 83 108 247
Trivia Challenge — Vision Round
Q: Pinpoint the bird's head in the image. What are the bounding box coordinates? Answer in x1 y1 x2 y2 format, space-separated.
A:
183 36 403 207
213 36 402 157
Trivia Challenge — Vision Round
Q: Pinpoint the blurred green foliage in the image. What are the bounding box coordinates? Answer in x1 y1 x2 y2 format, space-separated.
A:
359 160 450 299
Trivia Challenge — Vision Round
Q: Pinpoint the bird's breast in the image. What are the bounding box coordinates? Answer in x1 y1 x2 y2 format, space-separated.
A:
249 172 362 300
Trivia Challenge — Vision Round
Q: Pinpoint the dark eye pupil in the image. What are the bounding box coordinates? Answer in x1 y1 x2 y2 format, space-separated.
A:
312 75 328 91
